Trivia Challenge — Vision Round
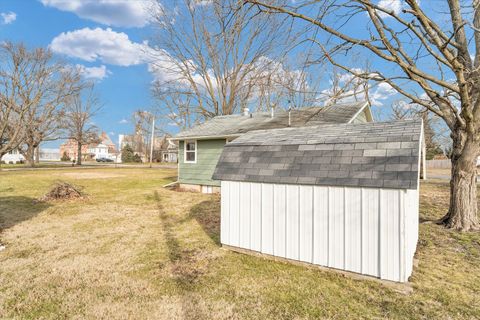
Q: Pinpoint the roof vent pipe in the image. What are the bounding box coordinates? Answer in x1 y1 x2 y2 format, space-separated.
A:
287 100 292 126
270 104 275 118
243 107 249 116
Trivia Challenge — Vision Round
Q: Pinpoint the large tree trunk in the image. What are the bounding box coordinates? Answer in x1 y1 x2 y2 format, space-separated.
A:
76 141 82 165
440 130 480 231
35 147 40 164
24 144 36 168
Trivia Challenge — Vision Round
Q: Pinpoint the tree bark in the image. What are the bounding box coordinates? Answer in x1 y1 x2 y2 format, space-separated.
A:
440 130 480 231
24 144 36 168
35 147 40 164
76 141 82 165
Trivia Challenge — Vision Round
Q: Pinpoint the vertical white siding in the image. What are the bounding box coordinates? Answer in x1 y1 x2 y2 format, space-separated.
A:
361 188 380 277
379 189 401 282
299 186 313 263
313 186 328 266
285 185 299 260
250 183 262 252
220 181 419 283
239 183 251 249
328 187 344 270
261 184 274 255
345 188 362 273
273 185 286 257
229 182 240 247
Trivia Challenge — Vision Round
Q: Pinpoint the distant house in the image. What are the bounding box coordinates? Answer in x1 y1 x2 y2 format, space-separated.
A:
154 135 178 163
1 149 25 164
161 139 178 163
60 132 117 161
172 101 373 193
119 133 178 163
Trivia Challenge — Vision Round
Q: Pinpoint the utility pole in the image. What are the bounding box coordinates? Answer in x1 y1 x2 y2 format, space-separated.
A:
149 116 155 168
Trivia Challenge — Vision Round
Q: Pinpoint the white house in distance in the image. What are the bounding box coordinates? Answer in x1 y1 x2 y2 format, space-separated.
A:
1 149 25 164
213 119 425 283
88 143 110 160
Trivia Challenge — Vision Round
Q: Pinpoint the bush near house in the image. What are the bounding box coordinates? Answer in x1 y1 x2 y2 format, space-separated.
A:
60 151 71 162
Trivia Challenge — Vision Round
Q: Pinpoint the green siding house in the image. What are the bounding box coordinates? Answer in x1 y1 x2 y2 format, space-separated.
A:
172 101 373 193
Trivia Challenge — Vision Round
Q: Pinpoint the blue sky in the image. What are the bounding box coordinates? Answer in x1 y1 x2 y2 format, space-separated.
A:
0 0 170 147
0 0 454 148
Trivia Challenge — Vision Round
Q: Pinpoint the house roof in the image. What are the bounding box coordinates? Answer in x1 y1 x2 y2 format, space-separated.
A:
212 119 423 190
100 132 115 146
173 101 370 140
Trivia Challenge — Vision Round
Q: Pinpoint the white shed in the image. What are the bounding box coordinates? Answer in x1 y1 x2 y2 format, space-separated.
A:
212 119 424 282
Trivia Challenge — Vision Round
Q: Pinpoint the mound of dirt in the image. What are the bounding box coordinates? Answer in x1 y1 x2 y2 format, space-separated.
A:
39 182 86 202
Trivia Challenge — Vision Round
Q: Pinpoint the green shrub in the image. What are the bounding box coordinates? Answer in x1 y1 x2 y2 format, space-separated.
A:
121 144 135 163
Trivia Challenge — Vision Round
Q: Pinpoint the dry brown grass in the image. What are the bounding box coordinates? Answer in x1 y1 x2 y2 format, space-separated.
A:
0 168 479 319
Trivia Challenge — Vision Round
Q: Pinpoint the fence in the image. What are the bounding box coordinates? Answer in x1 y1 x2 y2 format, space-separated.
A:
426 159 451 169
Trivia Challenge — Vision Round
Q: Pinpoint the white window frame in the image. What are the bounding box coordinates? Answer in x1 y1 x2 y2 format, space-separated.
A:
184 140 197 164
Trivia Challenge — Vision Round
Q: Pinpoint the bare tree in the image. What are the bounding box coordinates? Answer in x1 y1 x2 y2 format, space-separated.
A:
149 0 290 126
2 43 82 167
62 85 102 165
246 0 480 231
131 110 154 160
0 43 34 160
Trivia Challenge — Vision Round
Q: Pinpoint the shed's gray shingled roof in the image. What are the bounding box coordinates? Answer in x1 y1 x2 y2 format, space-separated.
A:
174 101 368 139
212 119 422 190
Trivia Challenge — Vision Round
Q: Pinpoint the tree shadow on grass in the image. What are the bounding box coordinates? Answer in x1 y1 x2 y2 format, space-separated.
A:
188 199 221 246
0 196 51 231
153 191 208 319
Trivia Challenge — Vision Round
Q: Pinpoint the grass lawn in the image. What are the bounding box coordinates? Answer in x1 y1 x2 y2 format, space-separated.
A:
0 169 479 319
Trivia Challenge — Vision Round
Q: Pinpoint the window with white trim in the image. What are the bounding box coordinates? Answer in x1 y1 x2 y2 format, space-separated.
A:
184 140 197 163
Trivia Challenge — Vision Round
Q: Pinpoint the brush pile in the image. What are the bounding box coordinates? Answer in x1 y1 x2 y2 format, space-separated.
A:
39 181 85 201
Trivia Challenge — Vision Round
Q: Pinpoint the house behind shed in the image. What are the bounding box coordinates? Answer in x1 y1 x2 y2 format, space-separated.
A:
213 119 424 282
172 101 373 193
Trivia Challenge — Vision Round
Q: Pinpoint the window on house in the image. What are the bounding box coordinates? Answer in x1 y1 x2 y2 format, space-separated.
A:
184 140 197 163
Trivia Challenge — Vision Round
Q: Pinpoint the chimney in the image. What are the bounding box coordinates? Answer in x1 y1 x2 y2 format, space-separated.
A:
288 101 292 127
243 107 249 116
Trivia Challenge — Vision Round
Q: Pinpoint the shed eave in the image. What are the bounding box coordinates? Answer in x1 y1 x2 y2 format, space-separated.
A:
171 134 240 141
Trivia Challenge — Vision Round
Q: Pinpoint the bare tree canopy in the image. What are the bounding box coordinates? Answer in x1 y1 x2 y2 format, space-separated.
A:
62 84 102 165
149 0 309 129
0 43 35 157
245 0 480 230
0 42 83 167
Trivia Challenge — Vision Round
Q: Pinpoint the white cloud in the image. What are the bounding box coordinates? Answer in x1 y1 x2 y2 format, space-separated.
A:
1 12 16 24
377 0 403 18
193 0 213 6
50 27 150 66
118 119 128 124
370 82 398 106
76 64 110 80
40 0 162 28
50 27 193 86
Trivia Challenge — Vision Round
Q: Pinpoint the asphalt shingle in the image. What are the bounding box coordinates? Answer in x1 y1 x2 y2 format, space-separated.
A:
212 119 422 190
174 101 368 139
